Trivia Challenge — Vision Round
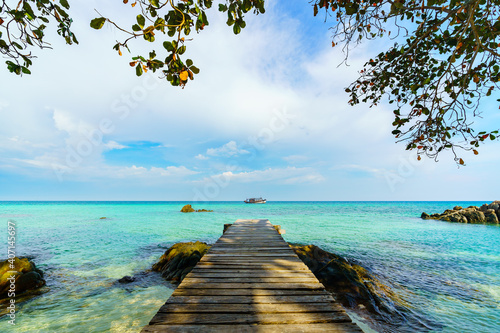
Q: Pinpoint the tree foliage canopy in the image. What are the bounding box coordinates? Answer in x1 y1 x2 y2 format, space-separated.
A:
0 0 77 75
315 0 499 163
1 0 498 163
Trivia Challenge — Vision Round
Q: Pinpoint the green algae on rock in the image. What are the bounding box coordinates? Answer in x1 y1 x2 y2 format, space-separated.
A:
421 201 500 224
152 241 211 283
0 257 46 298
180 204 213 213
289 244 407 313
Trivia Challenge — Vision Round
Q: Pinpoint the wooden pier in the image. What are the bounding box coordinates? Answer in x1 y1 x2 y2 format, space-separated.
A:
142 219 363 332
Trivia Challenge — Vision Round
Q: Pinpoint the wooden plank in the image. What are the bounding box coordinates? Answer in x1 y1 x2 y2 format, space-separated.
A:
211 245 290 248
171 289 333 297
177 282 325 289
183 277 320 283
158 303 345 314
209 246 292 250
166 295 338 304
149 312 352 325
206 253 296 256
193 263 310 270
188 272 316 278
142 322 364 333
198 259 304 264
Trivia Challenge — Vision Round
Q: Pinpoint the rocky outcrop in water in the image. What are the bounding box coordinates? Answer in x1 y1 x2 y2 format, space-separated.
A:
152 241 211 283
0 257 46 298
289 244 406 314
180 204 213 213
421 201 500 224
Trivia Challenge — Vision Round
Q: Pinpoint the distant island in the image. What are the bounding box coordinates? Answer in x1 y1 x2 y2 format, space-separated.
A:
421 201 500 224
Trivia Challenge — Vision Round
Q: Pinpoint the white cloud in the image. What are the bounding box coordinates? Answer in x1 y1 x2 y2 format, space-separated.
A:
198 167 325 185
195 154 209 160
115 165 198 179
104 141 128 150
206 141 250 157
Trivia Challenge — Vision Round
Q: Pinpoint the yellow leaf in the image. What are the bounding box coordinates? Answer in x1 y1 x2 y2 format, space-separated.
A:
417 155 421 161
179 71 189 81
132 1 137 7
123 0 128 3
118 49 122 56
473 149 479 155
459 158 465 165
473 75 479 83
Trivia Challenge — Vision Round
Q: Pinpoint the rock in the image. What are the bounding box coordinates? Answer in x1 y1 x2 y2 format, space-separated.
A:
421 201 500 224
461 209 485 223
488 202 500 212
0 257 46 297
484 209 499 224
180 204 195 213
15 271 45 291
118 276 135 283
289 244 408 318
152 241 210 283
440 212 467 223
180 204 213 213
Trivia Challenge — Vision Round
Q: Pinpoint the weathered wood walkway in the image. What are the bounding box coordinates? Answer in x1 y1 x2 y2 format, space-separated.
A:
142 219 363 332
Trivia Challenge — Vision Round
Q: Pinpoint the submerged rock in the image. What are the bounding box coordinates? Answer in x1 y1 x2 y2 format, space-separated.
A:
180 204 213 213
0 257 46 297
152 242 211 283
421 201 500 224
118 275 135 283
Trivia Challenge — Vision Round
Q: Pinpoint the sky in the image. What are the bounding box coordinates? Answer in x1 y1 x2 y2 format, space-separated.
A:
0 0 499 201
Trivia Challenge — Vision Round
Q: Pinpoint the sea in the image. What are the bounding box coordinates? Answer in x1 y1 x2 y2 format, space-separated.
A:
0 201 499 332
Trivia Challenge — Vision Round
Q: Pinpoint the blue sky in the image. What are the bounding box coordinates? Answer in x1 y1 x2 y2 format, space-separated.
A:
0 0 499 201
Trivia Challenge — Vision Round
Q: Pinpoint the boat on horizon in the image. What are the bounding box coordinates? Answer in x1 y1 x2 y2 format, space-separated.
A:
244 197 267 204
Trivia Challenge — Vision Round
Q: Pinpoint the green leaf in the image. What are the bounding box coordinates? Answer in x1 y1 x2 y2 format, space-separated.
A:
137 15 145 29
186 59 193 66
90 17 106 30
190 66 200 74
60 0 70 9
233 22 241 34
21 66 31 75
163 41 174 52
136 64 143 76
490 134 496 140
149 0 160 7
132 24 141 32
178 45 186 55
218 4 228 11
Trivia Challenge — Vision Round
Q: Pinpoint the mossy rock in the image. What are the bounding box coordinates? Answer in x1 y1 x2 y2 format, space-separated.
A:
152 241 211 283
180 204 195 213
0 257 46 297
289 243 408 316
180 204 213 213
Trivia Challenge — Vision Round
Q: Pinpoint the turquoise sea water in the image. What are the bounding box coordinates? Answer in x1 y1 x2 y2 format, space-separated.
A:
0 201 499 332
